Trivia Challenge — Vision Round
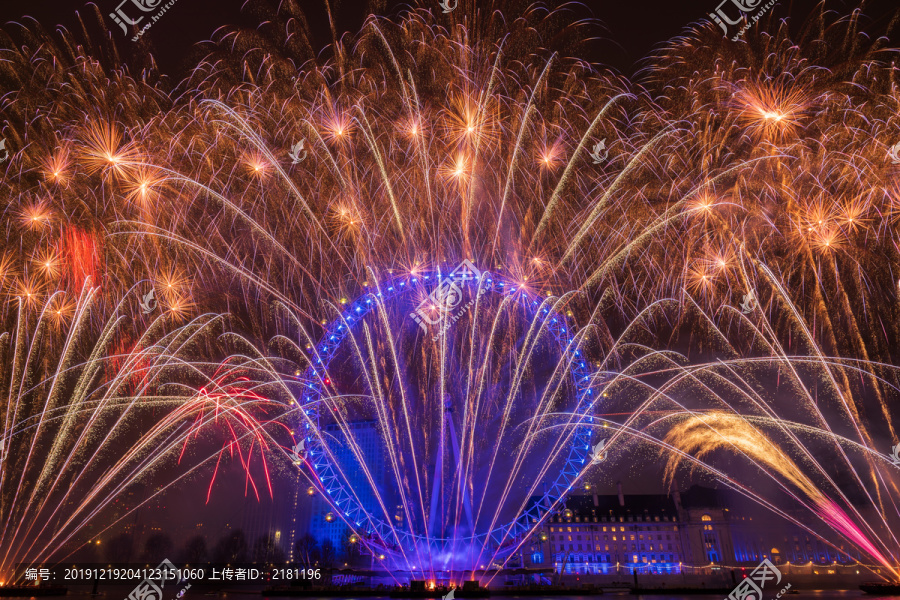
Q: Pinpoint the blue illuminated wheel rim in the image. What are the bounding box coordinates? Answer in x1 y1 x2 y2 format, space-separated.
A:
295 264 597 555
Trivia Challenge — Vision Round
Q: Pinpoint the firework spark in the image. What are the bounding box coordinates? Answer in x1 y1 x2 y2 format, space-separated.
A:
0 0 898 582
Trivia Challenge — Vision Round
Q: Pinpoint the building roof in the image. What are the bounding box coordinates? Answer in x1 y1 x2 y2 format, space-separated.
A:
528 484 735 522
679 484 729 509
563 493 678 518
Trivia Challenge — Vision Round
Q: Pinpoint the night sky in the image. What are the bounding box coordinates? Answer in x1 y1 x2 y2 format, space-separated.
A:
2 0 899 558
0 0 897 79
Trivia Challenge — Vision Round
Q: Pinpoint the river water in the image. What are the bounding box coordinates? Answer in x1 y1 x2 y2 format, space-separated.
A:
43 589 898 600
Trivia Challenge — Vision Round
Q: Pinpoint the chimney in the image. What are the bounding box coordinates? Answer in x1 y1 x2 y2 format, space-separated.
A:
593 493 599 507
617 481 625 507
672 489 683 512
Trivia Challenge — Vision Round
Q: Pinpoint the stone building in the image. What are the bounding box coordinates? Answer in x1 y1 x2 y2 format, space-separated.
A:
520 483 863 575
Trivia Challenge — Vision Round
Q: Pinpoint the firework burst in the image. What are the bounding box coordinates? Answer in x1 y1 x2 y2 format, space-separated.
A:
0 0 899 580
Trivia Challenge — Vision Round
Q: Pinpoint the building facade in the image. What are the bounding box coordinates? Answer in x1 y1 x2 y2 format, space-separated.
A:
521 483 863 575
